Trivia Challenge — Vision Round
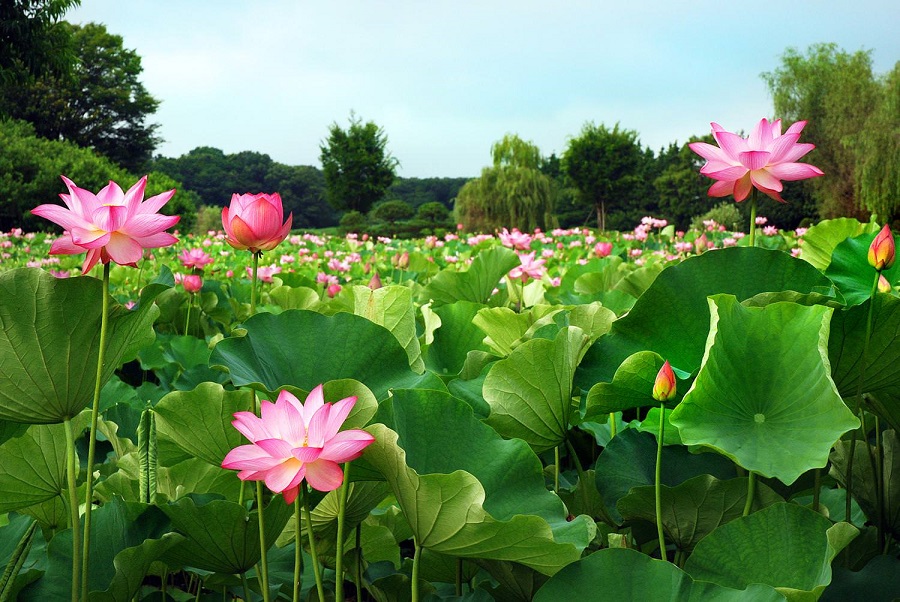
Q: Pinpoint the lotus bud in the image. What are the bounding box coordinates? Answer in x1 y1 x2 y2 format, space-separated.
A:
368 272 382 290
868 224 895 271
878 274 892 294
182 274 203 294
326 283 342 298
694 233 708 255
398 251 410 269
652 361 676 402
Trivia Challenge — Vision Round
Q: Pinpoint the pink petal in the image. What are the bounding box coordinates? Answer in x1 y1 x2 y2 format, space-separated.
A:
222 444 283 471
31 204 92 232
784 120 807 136
246 197 283 239
304 459 345 492
733 175 753 202
132 231 179 249
712 130 748 160
766 132 802 164
767 163 824 181
95 181 125 206
291 446 322 463
747 118 772 149
738 150 771 171
264 458 304 493
777 143 816 164
282 485 301 504
688 142 730 164
306 403 331 447
121 213 179 238
122 176 148 214
92 204 129 233
302 385 325 424
232 411 271 442
228 214 259 248
103 233 144 266
322 396 357 440
81 248 103 274
750 169 784 193
255 438 294 459
707 180 736 198
48 234 84 255
136 188 176 215
703 165 748 182
319 430 375 463
70 228 110 249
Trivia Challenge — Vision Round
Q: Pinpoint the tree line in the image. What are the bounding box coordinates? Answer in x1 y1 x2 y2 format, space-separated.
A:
1 1 896 234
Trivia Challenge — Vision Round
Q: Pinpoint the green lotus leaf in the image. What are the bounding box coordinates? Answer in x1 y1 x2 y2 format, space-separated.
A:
584 351 677 420
684 503 857 601
522 303 615 347
268 284 320 310
154 383 252 468
533 548 785 601
423 246 520 306
0 422 75 513
425 301 491 375
825 230 900 307
592 428 736 524
350 284 424 373
613 261 665 299
829 430 900 533
800 217 879 271
617 475 783 552
669 295 860 485
19 497 182 601
575 248 837 388
0 268 166 423
365 389 594 575
209 309 423 399
473 306 536 356
828 294 900 431
483 326 591 452
160 496 293 574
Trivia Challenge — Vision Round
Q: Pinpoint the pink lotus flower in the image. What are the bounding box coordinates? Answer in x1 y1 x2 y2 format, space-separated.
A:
247 264 281 283
689 118 823 202
595 242 613 257
222 386 375 500
182 274 203 293
498 228 533 251
222 193 292 252
869 224 895 271
179 248 214 270
508 252 546 283
31 175 179 274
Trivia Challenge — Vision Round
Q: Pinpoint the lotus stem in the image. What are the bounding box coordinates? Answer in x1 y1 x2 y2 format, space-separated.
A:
184 293 192 337
554 446 560 493
293 496 302 602
655 402 666 562
748 189 758 247
82 261 111 600
64 417 81 602
411 538 421 602
609 412 617 439
250 251 259 315
334 463 351 602
255 482 270 602
742 471 757 517
813 468 821 513
355 524 363 602
302 484 325 602
875 415 885 551
241 572 251 602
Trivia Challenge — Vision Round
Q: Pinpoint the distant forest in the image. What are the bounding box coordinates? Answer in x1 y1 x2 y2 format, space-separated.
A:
149 146 469 230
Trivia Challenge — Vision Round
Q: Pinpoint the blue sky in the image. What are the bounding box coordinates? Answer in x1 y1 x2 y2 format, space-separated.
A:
67 1 899 178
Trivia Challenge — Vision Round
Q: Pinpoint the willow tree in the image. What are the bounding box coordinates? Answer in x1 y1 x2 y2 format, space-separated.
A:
854 62 900 222
762 44 882 219
455 134 555 232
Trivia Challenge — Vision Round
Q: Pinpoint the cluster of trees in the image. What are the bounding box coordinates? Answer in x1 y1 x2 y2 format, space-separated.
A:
1 1 896 235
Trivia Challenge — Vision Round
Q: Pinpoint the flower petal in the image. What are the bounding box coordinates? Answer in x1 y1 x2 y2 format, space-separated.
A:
767 162 824 181
232 411 271 442
318 430 375 463
304 459 345 492
136 187 176 215
264 458 304 493
103 233 144 266
222 444 283 471
121 213 179 238
302 385 325 425
750 169 784 193
321 396 357 440
292 446 323 463
255 438 294 459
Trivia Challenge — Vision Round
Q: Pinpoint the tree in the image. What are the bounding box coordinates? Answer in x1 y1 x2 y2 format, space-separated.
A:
0 21 161 172
562 122 644 231
319 114 398 214
0 0 79 85
762 44 883 219
454 134 556 232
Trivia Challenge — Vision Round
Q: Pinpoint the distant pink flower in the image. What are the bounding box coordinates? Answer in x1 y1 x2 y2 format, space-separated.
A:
31 175 179 274
498 228 533 250
247 264 282 283
755 216 768 225
508 252 546 283
326 283 342 298
179 248 213 270
182 274 203 293
222 193 292 252
594 242 613 257
221 386 375 500
689 118 823 202
763 225 778 236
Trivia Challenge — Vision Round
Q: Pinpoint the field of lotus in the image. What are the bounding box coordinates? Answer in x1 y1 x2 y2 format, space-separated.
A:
0 166 899 601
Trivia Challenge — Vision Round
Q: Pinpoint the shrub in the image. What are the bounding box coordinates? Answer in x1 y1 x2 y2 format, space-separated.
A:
370 199 414 222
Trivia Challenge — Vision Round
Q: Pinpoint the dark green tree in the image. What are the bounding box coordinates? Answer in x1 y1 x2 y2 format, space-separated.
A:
0 0 79 85
319 113 398 214
762 43 882 219
0 21 161 172
454 134 556 232
562 122 644 231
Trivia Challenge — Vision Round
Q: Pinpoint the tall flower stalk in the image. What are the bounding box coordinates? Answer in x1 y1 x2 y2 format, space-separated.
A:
31 175 179 601
652 360 676 562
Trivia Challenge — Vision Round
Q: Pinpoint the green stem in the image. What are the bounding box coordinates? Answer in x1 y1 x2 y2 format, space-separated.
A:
564 438 585 480
554 446 560 493
241 572 251 602
184 294 192 337
334 463 351 602
255 482 270 602
813 468 821 513
293 496 302 602
65 418 82 602
608 412 617 439
875 415 885 551
355 524 363 602
82 261 111 600
302 485 325 602
655 402 666 562
250 251 259 315
846 271 881 531
743 471 757 517
411 539 421 602
748 188 758 247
